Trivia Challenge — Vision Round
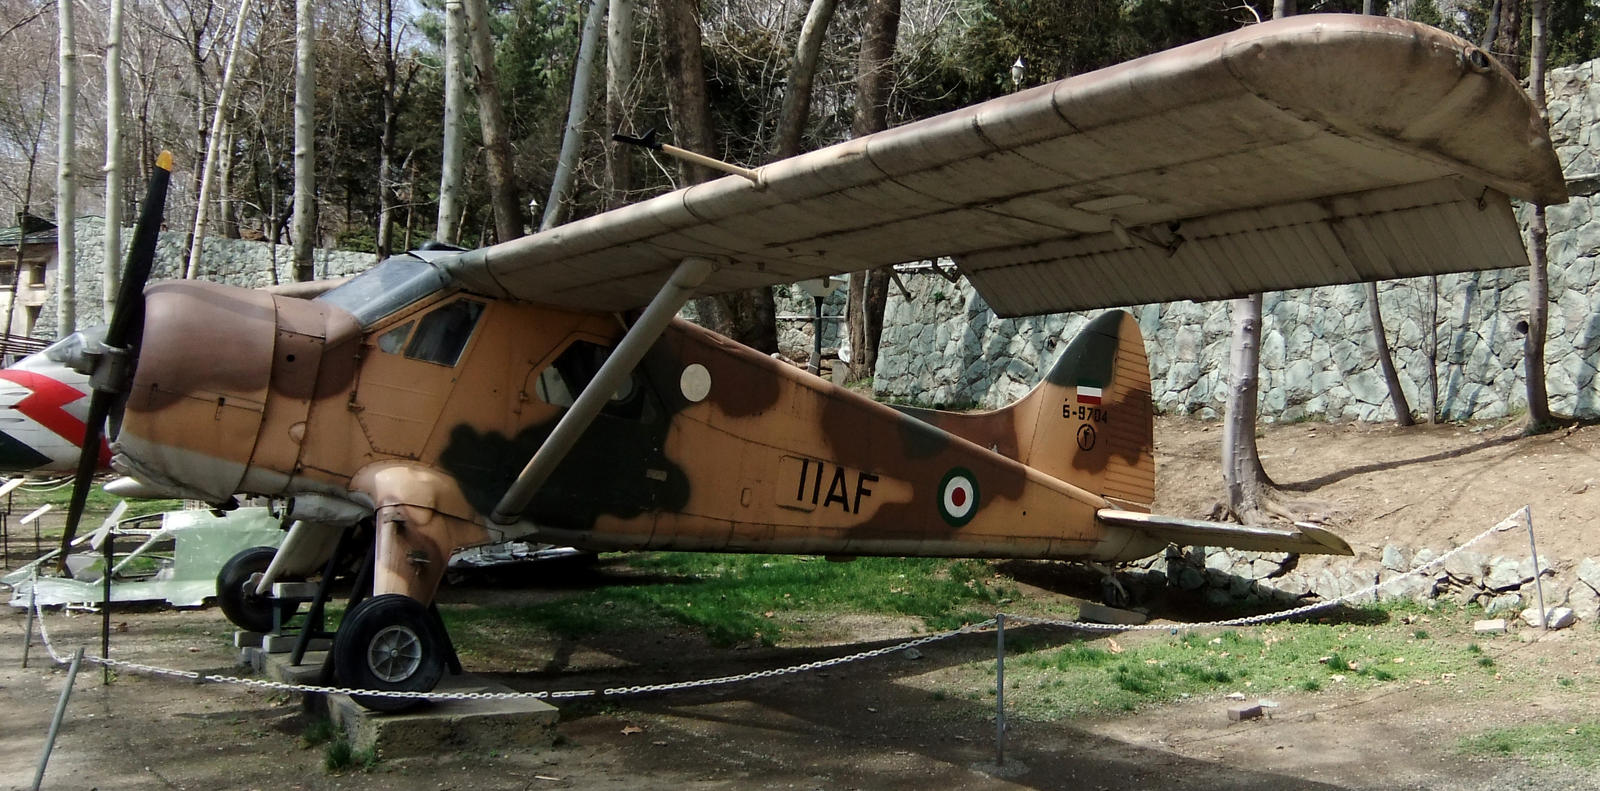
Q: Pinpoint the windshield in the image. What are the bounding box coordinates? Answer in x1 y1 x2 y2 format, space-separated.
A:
38 325 106 366
315 255 452 327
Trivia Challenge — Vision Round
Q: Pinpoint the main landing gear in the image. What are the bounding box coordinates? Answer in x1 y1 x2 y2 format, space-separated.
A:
216 534 462 713
332 594 448 712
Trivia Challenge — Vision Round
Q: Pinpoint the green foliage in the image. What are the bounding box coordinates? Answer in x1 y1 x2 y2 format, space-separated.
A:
996 607 1493 719
1459 722 1600 768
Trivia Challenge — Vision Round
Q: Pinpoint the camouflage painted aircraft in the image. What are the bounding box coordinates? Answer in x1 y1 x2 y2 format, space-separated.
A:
52 16 1564 708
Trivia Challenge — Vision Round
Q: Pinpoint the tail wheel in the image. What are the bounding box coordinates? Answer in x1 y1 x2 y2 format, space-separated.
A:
333 594 446 712
217 546 298 633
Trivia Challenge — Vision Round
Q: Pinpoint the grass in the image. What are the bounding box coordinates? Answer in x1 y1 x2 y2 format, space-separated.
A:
1459 722 1600 769
303 717 376 772
985 605 1503 719
441 552 1010 651
26 484 185 519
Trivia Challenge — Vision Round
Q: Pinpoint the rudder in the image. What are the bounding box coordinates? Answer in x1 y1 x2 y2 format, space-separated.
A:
1018 311 1155 509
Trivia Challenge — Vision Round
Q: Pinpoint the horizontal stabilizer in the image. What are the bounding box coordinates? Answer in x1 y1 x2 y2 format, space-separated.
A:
1097 509 1353 556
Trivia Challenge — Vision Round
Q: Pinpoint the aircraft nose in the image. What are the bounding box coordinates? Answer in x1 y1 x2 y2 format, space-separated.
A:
114 280 276 502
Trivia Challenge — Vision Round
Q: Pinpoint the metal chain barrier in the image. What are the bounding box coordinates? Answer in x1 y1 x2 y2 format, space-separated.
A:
20 508 1528 702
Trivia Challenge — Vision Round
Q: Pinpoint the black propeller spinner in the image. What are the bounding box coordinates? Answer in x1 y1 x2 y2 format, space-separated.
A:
56 152 173 566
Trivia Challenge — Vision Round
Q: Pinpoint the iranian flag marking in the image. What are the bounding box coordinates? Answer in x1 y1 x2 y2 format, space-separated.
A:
937 468 979 527
1076 380 1103 405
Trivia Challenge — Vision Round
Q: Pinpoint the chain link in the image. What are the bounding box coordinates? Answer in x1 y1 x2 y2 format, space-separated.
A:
19 509 1527 702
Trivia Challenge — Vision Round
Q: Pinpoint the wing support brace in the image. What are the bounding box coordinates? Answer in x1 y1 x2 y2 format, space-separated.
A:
488 257 716 525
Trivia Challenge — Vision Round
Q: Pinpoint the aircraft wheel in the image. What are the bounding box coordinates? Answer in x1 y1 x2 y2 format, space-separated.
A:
216 546 297 634
1099 574 1132 609
333 594 445 712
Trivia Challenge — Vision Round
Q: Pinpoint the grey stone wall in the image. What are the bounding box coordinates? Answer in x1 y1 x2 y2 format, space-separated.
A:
874 57 1600 422
38 217 376 337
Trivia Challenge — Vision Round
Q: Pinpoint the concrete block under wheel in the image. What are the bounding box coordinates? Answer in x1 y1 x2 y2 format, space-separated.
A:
326 673 560 757
261 633 331 654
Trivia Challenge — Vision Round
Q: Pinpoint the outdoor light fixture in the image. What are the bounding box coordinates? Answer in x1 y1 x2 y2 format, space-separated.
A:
1011 57 1025 90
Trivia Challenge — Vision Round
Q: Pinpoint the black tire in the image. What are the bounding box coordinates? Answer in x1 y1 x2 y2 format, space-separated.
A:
217 546 297 633
332 594 446 712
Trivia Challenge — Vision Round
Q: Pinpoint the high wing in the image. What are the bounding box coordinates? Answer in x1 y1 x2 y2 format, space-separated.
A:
446 15 1564 317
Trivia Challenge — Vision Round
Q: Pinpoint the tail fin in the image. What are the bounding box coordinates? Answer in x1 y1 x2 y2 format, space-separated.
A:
897 311 1155 507
1020 311 1155 507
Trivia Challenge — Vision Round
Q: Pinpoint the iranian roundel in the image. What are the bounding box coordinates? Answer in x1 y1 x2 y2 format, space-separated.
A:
937 467 979 527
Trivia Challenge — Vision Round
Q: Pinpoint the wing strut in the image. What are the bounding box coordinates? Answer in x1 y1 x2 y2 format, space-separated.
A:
488 257 715 525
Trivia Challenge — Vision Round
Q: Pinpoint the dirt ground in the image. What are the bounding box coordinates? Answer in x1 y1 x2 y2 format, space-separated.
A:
3 416 1599 791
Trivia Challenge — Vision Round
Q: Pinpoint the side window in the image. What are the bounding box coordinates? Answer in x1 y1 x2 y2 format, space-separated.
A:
532 340 653 421
404 299 485 366
375 321 413 354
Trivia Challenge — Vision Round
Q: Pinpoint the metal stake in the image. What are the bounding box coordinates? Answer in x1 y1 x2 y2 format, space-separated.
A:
995 613 1006 766
21 585 35 668
1524 506 1549 631
102 530 113 682
31 646 84 791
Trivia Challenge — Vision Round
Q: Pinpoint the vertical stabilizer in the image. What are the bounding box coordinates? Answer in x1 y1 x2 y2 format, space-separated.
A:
1022 311 1155 508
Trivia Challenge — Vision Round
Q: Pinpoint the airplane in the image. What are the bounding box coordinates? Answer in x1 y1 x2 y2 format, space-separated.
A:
0 329 108 474
45 15 1563 710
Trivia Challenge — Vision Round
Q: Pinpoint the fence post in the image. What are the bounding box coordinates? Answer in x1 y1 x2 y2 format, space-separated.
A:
21 585 35 668
31 646 85 791
995 613 1006 766
1524 506 1548 631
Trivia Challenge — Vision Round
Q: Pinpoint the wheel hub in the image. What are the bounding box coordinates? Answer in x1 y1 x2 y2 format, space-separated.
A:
366 624 424 683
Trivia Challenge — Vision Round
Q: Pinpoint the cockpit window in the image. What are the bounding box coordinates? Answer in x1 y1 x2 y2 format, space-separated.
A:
375 321 413 354
315 255 452 327
40 325 105 366
404 299 485 366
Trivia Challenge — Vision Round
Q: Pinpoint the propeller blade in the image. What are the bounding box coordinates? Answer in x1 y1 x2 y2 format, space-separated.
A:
56 153 172 566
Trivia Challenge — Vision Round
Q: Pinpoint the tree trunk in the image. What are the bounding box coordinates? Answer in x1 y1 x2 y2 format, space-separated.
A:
437 0 468 245
103 0 125 321
1524 0 1551 429
218 120 238 238
375 0 399 260
604 0 637 207
291 0 317 281
541 0 607 231
844 0 900 380
187 0 253 279
772 0 838 160
1365 282 1413 425
57 0 77 336
1492 0 1523 75
1427 275 1440 423
653 0 715 185
464 0 524 242
1220 295 1279 521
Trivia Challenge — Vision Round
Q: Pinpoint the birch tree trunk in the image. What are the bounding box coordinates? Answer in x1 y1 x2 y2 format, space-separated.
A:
436 0 467 245
57 0 77 336
1524 0 1552 429
1427 276 1439 422
186 0 253 279
844 0 900 381
291 0 317 281
1220 294 1276 520
772 0 838 160
103 0 125 320
375 0 399 260
604 0 636 207
464 0 523 242
541 0 606 231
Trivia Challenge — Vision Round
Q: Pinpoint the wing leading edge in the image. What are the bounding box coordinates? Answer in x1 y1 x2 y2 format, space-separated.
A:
445 15 1564 316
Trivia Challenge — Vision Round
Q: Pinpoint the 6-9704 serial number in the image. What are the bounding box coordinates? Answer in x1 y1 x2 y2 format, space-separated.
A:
1064 405 1108 423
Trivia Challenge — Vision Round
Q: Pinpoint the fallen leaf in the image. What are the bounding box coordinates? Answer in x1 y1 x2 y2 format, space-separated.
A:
1107 638 1124 654
621 725 645 735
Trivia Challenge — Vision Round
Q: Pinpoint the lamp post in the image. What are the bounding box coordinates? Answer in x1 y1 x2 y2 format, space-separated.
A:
1010 57 1025 91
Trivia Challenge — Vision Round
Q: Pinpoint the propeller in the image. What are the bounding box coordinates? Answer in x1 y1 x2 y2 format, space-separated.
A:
56 152 172 568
